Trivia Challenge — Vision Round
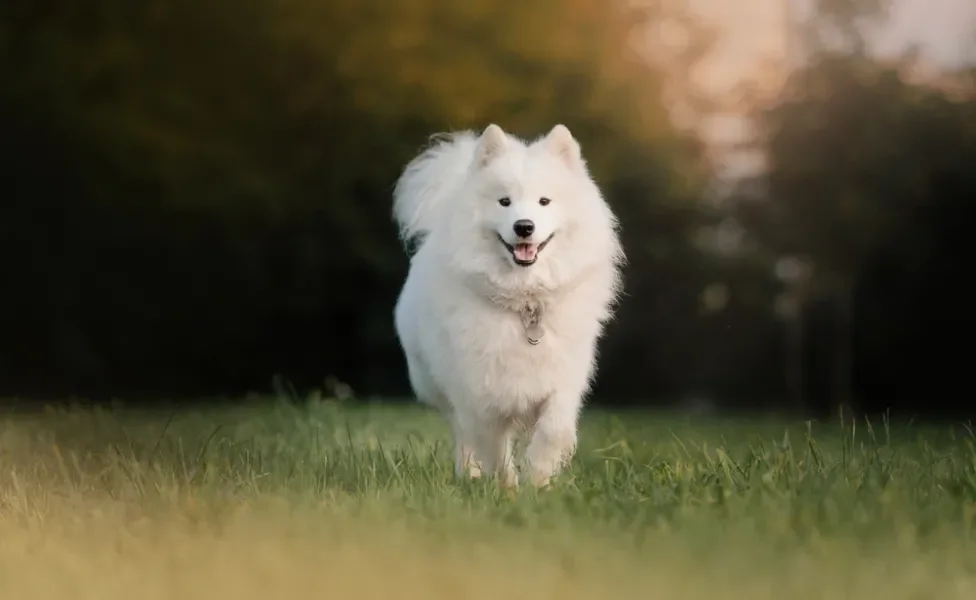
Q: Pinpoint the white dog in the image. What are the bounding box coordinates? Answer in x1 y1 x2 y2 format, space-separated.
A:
392 124 624 487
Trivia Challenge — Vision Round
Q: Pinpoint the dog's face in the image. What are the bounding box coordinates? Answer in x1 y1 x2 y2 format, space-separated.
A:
469 124 587 268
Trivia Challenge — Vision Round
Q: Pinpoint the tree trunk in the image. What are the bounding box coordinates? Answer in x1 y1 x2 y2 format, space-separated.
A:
831 276 855 418
785 295 805 413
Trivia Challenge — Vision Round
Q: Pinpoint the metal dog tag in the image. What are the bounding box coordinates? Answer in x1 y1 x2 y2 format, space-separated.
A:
520 302 545 345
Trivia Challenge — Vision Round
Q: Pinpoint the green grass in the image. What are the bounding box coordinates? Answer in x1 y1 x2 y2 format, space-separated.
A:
1 397 975 599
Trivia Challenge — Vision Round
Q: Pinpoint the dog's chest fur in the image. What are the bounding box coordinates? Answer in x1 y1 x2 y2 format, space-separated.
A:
434 288 592 416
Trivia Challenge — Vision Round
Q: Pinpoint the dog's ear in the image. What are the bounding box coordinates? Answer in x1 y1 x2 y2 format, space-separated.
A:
544 124 581 168
474 124 508 168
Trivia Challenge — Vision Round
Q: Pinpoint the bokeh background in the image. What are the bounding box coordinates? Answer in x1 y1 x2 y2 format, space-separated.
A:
2 0 974 418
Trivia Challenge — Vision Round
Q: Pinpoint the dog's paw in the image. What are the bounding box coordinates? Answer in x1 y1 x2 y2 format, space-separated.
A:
527 471 552 488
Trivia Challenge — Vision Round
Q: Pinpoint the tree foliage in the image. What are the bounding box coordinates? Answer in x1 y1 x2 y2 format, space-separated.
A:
3 0 973 415
733 50 976 413
0 0 719 400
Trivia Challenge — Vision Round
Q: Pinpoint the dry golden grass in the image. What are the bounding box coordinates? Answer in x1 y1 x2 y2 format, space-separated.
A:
3 494 975 600
0 400 974 599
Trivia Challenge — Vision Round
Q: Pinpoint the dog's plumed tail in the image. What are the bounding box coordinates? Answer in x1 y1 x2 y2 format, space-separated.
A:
392 131 480 246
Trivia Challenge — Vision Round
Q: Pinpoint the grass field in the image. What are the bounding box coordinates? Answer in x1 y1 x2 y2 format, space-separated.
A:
0 397 975 599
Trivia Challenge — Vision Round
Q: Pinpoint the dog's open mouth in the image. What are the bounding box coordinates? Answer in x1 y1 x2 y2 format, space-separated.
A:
497 233 555 267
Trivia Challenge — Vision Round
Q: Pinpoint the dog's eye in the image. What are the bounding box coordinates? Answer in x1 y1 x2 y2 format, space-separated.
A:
498 197 511 207
539 197 551 206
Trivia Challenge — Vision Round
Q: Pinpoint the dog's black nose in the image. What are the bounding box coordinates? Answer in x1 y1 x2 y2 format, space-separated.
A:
513 219 535 238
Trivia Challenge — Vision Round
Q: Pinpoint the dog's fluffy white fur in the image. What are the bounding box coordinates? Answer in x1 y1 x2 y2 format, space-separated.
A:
392 124 624 487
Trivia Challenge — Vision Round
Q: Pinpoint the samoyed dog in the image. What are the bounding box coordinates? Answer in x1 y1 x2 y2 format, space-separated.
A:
392 124 624 487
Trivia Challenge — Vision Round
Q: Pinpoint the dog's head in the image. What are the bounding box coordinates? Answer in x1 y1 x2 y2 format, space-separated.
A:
433 124 623 300
464 124 600 269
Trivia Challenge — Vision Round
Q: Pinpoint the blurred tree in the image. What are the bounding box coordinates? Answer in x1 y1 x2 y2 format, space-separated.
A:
734 49 976 415
0 0 715 402
728 0 918 415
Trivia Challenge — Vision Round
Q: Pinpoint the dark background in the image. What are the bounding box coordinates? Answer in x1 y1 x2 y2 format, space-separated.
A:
2 0 974 418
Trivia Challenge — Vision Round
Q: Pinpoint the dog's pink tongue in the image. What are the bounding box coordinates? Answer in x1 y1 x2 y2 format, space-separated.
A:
514 243 538 262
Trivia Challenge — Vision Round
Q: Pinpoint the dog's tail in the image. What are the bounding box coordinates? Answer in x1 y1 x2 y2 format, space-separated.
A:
393 131 478 247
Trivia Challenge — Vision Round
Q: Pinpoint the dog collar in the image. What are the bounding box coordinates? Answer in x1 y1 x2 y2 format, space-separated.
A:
519 300 544 345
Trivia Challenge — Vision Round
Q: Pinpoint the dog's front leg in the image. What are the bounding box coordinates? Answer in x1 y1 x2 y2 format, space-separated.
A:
524 396 581 487
451 414 483 479
453 410 518 487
